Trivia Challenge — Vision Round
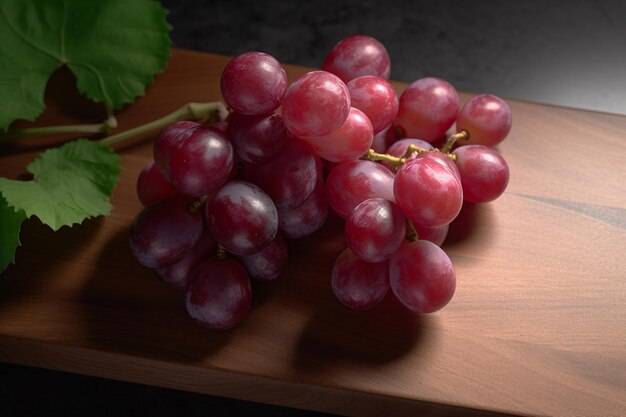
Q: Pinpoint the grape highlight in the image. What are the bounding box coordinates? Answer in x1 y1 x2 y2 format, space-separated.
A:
130 34 513 329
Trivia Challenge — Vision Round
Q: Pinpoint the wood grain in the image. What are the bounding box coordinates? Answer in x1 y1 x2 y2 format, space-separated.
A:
1 49 625 417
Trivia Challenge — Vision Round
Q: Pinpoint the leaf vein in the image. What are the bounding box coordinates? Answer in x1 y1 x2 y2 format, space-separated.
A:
70 61 113 107
0 5 61 62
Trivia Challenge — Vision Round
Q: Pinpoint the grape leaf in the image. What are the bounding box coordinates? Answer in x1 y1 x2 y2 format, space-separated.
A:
0 196 26 272
0 139 121 232
0 0 171 132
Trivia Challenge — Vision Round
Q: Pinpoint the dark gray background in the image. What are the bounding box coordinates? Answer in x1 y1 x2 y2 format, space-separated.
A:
163 0 626 115
2 1 625 416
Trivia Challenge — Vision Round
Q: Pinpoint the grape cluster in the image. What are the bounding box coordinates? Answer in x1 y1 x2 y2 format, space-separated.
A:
130 34 512 329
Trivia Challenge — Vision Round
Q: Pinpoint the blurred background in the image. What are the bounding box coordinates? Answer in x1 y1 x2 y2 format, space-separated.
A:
2 0 625 416
162 0 626 115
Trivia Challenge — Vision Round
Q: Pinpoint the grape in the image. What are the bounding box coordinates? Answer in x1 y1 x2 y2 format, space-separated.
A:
345 198 406 263
129 197 203 269
220 51 288 115
389 240 456 313
129 37 515 327
281 70 351 138
326 160 395 219
153 121 200 173
347 75 399 133
227 112 287 163
454 145 510 203
186 258 252 330
322 34 391 83
248 138 320 209
156 229 218 290
394 77 459 142
414 223 449 247
386 138 433 157
370 124 398 153
237 233 288 281
136 161 179 206
277 178 328 239
206 180 278 255
394 157 463 228
302 107 373 163
418 150 460 179
456 94 512 147
331 248 389 311
166 126 234 197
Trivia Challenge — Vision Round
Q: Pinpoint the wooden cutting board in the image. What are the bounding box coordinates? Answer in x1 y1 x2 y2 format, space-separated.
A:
0 48 624 417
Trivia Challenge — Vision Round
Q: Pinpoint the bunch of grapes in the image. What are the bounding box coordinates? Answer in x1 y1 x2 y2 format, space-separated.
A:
130 34 512 330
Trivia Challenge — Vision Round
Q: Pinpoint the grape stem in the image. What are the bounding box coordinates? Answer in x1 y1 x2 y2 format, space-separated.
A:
216 244 227 260
187 195 208 213
1 101 228 147
441 129 470 154
1 114 119 140
98 101 228 147
405 219 419 242
363 144 431 170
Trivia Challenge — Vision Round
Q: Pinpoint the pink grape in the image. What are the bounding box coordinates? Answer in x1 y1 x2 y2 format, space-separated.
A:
281 71 351 138
345 198 406 263
206 180 278 256
156 229 218 290
456 94 512 146
394 157 463 228
248 138 321 209
186 258 252 330
302 107 373 163
331 248 389 311
326 160 396 219
153 121 200 173
277 178 328 239
322 34 391 83
136 161 179 206
347 75 399 133
166 126 234 197
220 51 288 115
237 233 288 281
418 150 460 179
454 145 510 203
389 240 456 313
227 112 287 163
370 124 398 153
414 223 449 247
129 197 203 269
394 77 459 142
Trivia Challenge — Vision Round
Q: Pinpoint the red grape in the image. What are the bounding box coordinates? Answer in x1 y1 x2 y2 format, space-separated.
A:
331 248 389 311
389 240 456 313
206 180 278 256
394 77 459 142
456 94 512 146
345 198 406 263
394 157 463 228
302 107 373 163
322 34 391 82
136 161 179 206
129 197 203 269
347 75 399 133
220 51 288 115
454 145 510 203
281 70 351 138
186 258 252 330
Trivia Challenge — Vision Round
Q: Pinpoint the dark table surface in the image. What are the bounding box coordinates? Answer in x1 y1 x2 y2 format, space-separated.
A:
2 1 625 416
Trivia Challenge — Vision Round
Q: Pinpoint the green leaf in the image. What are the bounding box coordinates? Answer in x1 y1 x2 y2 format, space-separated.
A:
0 196 26 273
0 139 121 231
0 0 171 131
